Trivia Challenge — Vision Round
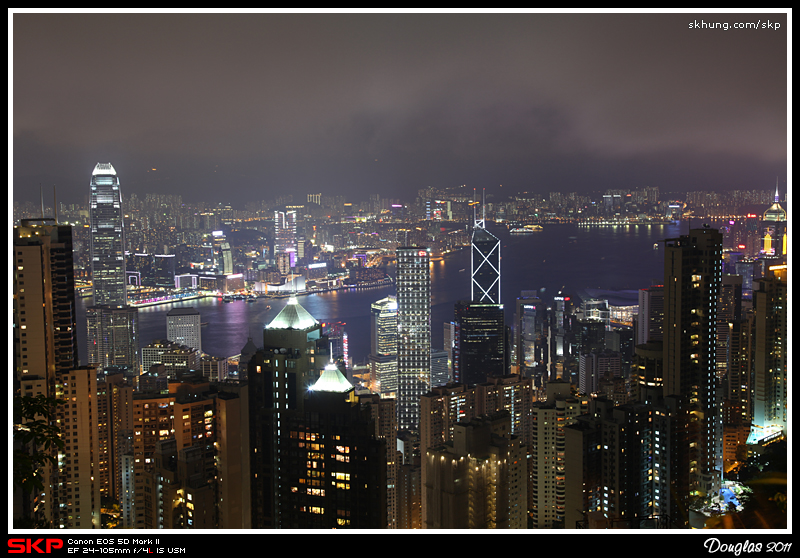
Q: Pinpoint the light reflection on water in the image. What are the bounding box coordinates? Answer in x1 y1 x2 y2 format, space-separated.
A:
77 221 691 366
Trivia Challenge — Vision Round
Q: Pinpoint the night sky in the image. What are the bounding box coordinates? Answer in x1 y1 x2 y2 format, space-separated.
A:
11 11 789 207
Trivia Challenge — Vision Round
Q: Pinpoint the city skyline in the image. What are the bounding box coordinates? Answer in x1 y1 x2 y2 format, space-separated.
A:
12 10 788 208
10 10 790 535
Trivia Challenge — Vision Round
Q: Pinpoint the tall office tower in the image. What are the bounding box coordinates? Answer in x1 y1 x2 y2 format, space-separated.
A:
761 183 787 257
424 412 527 529
663 227 723 508
277 363 388 529
430 349 450 387
219 241 234 275
396 247 432 433
528 381 583 529
86 305 140 373
274 209 298 261
13 219 79 385
369 296 398 394
167 307 203 354
749 265 787 444
452 301 507 385
637 285 664 345
471 220 501 304
248 296 326 528
547 295 573 381
152 254 176 288
90 163 127 307
514 291 545 374
443 322 456 374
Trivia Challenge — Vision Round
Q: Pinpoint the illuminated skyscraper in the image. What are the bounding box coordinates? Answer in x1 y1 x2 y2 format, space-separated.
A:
637 285 665 344
369 296 398 394
274 209 297 263
663 227 723 504
248 295 327 528
90 163 127 306
219 242 234 275
424 412 526 529
396 247 431 432
13 219 80 385
278 363 388 529
749 265 787 444
761 181 787 257
452 301 507 385
471 224 501 304
453 211 506 384
167 307 203 354
86 305 140 373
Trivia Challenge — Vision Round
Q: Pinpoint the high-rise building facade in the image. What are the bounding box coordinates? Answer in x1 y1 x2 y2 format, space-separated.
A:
424 412 526 529
90 162 127 307
471 225 501 304
274 209 297 263
369 296 398 394
452 301 507 385
749 265 787 444
167 307 203 354
86 305 140 373
396 247 432 433
514 291 545 374
637 285 665 345
248 296 327 528
663 227 724 506
528 381 583 528
13 219 80 385
278 364 388 529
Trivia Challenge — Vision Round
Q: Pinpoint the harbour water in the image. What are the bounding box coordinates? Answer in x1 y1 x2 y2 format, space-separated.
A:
76 220 693 367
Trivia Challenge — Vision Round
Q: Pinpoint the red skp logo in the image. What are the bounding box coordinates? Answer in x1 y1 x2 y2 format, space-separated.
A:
8 539 64 554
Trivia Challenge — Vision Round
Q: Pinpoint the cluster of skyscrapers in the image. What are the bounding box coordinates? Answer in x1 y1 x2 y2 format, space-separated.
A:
12 163 787 530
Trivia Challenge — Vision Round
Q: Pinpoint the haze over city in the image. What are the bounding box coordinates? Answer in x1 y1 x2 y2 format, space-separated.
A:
12 10 788 207
10 9 790 536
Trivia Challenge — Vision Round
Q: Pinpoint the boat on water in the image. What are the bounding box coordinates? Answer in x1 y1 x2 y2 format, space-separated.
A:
510 224 543 234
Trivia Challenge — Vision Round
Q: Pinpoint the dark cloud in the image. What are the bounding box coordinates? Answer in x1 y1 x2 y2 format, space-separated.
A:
12 11 788 205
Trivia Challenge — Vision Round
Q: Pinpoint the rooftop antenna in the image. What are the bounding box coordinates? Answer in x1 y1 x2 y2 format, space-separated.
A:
53 185 58 224
40 184 45 220
482 187 486 226
474 187 485 230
